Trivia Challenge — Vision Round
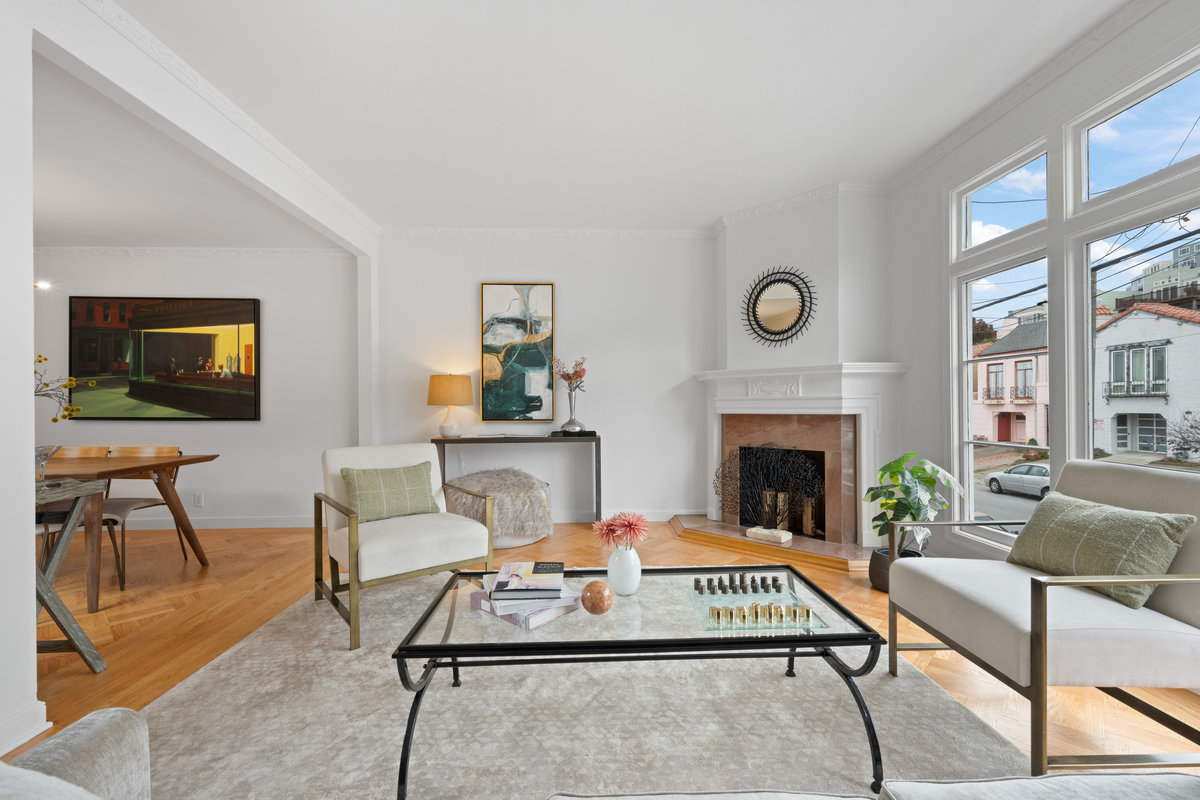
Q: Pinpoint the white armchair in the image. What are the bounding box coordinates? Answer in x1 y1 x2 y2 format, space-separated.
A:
314 443 494 649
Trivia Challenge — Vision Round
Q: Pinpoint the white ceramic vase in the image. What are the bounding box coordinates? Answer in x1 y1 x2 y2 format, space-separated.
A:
607 545 642 596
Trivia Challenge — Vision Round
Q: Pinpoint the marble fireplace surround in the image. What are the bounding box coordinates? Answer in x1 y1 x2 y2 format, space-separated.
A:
696 364 905 547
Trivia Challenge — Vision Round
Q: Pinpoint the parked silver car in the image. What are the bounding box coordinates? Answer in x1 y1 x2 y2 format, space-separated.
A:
986 462 1050 499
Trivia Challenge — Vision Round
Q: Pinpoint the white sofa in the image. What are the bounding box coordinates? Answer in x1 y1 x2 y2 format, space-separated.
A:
1 708 149 799
887 459 1200 775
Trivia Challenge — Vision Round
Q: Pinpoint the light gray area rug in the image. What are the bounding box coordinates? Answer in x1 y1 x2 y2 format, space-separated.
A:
143 574 1027 799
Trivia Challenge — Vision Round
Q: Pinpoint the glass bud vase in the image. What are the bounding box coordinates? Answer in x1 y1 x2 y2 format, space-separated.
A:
607 546 642 596
560 388 585 432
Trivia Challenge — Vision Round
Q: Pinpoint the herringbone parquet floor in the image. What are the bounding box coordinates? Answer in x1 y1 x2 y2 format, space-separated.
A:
8 521 1200 774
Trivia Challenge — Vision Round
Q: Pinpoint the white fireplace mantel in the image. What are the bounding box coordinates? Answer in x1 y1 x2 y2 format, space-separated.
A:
695 363 906 545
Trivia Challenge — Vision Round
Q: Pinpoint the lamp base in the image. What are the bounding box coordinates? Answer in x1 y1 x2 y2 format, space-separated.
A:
439 423 462 437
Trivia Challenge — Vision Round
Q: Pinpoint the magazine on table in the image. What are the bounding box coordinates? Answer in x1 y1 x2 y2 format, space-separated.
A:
487 561 565 599
482 574 579 614
470 590 581 630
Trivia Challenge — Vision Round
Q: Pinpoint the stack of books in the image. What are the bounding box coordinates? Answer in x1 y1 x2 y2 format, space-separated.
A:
471 561 580 630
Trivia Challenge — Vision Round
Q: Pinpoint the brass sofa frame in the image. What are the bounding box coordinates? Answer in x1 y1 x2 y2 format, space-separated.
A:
886 520 1200 774
314 482 494 650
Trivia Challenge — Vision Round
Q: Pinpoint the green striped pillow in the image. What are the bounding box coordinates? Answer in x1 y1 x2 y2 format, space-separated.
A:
340 463 438 523
1007 491 1195 608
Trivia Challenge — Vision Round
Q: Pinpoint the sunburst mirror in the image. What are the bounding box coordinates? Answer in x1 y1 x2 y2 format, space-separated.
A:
742 267 816 346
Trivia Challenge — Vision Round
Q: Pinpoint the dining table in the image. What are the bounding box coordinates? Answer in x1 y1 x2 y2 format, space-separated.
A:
42 453 219 613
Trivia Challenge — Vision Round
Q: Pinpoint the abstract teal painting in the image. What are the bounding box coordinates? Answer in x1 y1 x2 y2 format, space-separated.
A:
480 283 554 421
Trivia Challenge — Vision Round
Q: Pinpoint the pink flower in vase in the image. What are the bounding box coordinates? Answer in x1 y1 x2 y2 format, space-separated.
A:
592 518 622 548
598 511 649 549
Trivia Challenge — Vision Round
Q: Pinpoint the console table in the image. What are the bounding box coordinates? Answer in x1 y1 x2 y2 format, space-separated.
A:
431 435 602 521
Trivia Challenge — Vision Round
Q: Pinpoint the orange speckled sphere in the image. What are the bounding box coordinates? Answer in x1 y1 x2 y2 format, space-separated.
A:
581 580 614 614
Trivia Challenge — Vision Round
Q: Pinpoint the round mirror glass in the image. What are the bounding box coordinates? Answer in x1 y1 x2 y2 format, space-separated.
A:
755 281 803 333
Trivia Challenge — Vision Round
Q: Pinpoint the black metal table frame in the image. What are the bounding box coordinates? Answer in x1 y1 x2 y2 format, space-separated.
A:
392 565 885 799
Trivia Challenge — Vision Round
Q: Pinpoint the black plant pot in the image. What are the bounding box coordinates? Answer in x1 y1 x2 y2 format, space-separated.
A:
868 547 924 593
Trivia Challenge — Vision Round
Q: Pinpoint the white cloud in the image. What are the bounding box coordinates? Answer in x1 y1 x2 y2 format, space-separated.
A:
997 166 1046 195
1089 120 1120 143
970 221 1010 246
972 278 998 294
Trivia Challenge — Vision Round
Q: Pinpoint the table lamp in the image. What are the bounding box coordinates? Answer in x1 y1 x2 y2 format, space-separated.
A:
427 374 473 437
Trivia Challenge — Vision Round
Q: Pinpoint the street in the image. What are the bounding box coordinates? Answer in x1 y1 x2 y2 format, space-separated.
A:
972 485 1039 529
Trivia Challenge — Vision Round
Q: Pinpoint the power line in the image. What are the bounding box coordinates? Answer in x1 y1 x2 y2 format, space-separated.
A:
1166 110 1200 169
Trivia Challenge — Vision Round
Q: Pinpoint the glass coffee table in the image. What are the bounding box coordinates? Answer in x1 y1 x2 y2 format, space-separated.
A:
392 564 885 798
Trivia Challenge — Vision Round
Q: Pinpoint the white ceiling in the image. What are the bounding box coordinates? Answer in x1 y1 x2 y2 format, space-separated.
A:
38 0 1131 240
32 54 340 248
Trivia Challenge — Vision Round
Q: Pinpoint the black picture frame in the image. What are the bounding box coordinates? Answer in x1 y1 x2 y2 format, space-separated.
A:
68 296 261 421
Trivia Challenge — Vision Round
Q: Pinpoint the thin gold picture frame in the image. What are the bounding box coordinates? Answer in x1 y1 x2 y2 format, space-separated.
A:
479 282 555 421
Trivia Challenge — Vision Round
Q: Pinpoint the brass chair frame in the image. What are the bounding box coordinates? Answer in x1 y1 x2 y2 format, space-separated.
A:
313 482 495 650
886 519 1200 775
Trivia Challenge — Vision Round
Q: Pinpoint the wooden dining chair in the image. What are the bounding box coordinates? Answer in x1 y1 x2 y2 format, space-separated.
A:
103 446 187 590
36 446 118 572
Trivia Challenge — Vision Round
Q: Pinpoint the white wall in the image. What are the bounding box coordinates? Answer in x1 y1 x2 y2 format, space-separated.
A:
1 1 46 757
717 185 891 369
3 0 382 750
33 249 358 527
380 230 716 521
720 191 839 369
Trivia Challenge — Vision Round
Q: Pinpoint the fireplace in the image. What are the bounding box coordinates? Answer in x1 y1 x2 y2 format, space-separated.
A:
722 446 826 533
697 363 905 548
720 414 856 544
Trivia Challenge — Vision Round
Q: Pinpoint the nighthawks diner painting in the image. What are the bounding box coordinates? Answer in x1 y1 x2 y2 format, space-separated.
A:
480 283 553 421
68 297 260 420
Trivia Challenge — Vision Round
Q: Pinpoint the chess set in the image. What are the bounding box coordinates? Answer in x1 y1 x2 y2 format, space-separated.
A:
686 572 827 632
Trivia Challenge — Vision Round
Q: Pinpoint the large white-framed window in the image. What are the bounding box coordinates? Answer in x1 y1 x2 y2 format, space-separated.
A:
957 256 1049 540
950 47 1200 545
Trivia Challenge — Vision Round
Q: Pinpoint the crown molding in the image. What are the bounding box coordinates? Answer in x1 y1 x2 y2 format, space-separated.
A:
77 0 382 238
34 246 351 257
712 181 888 235
388 227 713 240
886 0 1168 193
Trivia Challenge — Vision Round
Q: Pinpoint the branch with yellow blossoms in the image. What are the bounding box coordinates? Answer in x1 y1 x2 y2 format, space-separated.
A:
34 354 94 422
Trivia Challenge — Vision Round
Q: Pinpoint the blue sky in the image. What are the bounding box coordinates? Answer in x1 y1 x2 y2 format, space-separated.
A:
969 69 1200 324
968 68 1200 247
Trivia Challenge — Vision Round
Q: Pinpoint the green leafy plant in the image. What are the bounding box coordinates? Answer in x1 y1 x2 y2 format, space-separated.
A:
862 452 964 553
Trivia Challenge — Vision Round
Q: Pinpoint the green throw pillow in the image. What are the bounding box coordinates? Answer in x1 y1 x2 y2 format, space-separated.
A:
340 463 438 523
1007 491 1195 609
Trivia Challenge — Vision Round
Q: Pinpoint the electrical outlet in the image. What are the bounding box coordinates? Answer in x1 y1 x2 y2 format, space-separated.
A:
193 492 205 507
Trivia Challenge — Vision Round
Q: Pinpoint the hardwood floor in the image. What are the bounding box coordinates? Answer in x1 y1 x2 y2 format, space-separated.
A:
9 520 1200 774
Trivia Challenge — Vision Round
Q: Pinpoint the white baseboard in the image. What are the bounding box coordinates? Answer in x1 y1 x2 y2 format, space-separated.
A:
0 700 49 757
558 509 708 524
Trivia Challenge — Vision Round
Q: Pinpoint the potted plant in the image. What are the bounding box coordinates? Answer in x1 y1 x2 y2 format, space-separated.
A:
862 452 963 592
